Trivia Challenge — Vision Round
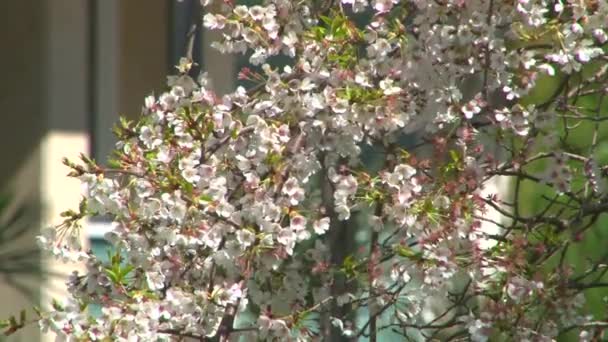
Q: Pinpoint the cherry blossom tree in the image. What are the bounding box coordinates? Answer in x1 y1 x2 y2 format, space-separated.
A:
5 0 608 341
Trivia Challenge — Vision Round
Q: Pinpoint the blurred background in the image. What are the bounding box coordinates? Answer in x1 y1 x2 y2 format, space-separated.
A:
0 1 238 340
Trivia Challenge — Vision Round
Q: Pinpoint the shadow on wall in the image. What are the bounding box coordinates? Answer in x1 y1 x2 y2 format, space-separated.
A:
0 2 46 341
0 1 46 192
0 1 89 340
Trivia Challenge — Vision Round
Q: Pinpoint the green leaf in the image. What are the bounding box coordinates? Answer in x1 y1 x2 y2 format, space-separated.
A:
393 245 423 261
449 149 460 163
266 152 282 167
119 265 135 280
107 158 121 169
51 298 63 311
341 255 359 278
199 194 213 203
105 269 119 283
319 15 332 26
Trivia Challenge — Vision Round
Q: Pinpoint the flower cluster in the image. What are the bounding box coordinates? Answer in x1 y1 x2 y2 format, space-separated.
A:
10 0 608 341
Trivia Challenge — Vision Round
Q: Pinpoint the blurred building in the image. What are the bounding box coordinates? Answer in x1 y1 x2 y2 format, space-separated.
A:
0 1 235 340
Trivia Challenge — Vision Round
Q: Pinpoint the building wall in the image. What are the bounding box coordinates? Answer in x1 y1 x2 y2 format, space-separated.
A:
0 1 167 340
